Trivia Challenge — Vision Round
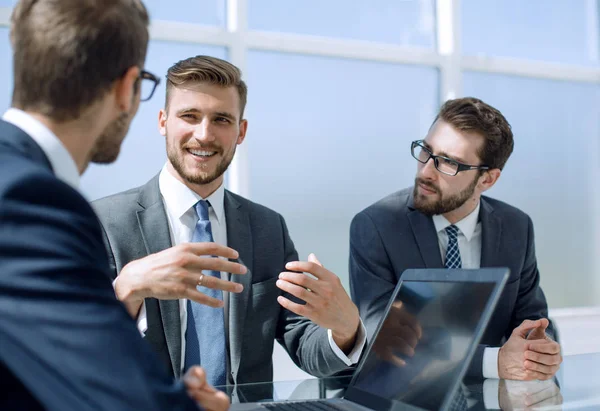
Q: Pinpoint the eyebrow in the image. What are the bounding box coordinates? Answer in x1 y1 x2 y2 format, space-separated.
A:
422 141 469 164
176 108 237 122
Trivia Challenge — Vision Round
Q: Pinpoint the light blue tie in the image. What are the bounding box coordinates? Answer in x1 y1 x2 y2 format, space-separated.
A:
184 200 227 386
445 225 462 269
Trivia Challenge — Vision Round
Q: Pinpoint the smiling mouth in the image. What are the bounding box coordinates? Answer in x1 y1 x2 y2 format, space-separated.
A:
187 148 217 158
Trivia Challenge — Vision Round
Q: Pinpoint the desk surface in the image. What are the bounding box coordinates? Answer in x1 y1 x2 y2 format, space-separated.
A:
226 353 600 410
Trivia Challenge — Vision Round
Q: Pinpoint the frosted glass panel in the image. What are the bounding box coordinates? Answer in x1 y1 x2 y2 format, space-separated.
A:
463 72 600 308
81 42 226 200
462 0 599 65
0 28 12 114
249 0 435 47
144 0 226 25
246 51 439 288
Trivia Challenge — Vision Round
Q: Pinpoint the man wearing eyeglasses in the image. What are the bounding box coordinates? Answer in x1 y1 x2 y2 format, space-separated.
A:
350 97 562 383
0 1 229 410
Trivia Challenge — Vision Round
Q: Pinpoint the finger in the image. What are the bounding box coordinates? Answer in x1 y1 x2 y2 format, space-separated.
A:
386 335 416 356
284 261 332 280
183 366 207 390
382 352 406 367
190 389 231 411
526 341 561 355
308 253 322 267
197 274 244 294
183 242 240 260
514 319 545 338
188 256 247 275
278 272 318 292
276 279 316 304
278 295 313 318
524 360 560 376
524 350 562 366
524 369 554 381
186 289 225 308
524 384 559 406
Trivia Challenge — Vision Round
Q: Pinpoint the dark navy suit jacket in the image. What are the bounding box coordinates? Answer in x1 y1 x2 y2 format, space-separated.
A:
0 119 198 410
350 188 554 379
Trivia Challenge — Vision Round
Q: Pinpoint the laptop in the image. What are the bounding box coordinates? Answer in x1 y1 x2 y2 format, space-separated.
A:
231 268 509 411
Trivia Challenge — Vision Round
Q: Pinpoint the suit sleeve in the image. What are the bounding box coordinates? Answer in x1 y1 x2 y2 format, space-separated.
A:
509 216 554 340
0 173 198 411
274 215 351 377
349 211 397 340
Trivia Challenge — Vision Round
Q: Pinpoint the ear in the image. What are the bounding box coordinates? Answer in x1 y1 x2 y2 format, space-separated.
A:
158 109 167 137
478 169 501 192
114 66 140 113
237 119 248 145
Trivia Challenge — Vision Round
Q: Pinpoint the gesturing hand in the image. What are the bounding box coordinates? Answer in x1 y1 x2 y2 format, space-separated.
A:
114 242 247 317
183 366 230 411
276 253 361 353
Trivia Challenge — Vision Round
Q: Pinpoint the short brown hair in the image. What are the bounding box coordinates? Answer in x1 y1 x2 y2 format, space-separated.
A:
10 0 150 122
435 97 514 170
165 56 248 118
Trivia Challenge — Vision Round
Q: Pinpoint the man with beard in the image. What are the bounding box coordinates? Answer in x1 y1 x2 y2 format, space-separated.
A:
93 56 365 388
0 1 230 410
349 97 562 382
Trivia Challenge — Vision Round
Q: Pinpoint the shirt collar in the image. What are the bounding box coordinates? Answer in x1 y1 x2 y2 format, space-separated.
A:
158 164 225 223
432 201 481 242
2 108 80 189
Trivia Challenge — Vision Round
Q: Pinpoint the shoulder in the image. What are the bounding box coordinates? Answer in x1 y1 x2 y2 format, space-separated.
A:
352 187 413 225
92 184 145 215
481 195 532 226
226 190 286 222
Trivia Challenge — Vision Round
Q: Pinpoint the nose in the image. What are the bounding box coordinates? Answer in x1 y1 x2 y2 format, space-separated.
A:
193 118 216 143
418 157 437 181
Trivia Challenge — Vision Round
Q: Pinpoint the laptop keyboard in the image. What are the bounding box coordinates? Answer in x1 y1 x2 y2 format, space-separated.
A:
262 400 345 411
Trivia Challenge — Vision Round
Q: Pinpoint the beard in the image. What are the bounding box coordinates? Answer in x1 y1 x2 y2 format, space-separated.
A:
413 174 479 216
167 138 236 186
89 111 131 164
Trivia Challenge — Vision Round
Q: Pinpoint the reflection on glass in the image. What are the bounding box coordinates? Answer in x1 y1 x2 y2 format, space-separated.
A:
353 281 495 410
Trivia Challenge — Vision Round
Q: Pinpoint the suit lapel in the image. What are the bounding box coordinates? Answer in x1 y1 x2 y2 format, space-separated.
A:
479 197 502 267
407 194 443 268
224 191 252 378
136 176 182 377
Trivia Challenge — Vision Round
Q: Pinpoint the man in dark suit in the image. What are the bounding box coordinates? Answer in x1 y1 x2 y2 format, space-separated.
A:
0 1 231 410
350 97 562 381
93 56 365 387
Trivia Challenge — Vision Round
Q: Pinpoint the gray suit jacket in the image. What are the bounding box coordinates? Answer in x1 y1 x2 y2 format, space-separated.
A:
92 175 348 385
349 188 554 379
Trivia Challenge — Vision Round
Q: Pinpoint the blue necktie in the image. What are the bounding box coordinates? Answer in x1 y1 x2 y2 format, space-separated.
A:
184 200 227 386
444 225 462 269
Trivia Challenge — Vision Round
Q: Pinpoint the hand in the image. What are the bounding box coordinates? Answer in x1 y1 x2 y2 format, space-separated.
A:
498 379 563 410
114 242 247 317
499 319 562 380
372 301 422 367
183 366 230 411
276 253 361 353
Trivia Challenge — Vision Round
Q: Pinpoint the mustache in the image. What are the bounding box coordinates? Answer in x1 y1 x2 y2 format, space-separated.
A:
415 178 440 194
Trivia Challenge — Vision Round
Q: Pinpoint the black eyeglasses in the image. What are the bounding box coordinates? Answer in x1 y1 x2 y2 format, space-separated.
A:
140 70 160 102
411 140 489 176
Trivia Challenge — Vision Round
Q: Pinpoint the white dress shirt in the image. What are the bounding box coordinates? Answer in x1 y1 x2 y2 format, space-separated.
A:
137 165 366 374
2 108 79 189
431 202 501 380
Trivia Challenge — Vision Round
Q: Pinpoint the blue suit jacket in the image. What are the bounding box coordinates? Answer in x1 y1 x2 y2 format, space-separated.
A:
0 120 198 411
350 188 554 379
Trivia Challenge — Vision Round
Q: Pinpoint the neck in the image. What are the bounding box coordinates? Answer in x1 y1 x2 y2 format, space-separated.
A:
166 163 224 199
27 110 108 175
442 195 480 224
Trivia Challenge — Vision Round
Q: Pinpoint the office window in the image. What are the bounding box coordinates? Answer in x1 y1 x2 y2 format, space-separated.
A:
143 0 226 25
81 42 226 200
0 28 12 114
462 0 599 66
245 51 439 287
464 72 600 307
248 0 435 47
0 1 15 7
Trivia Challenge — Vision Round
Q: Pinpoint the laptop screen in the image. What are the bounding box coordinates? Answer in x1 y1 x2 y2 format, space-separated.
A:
349 279 498 411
